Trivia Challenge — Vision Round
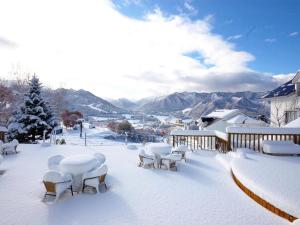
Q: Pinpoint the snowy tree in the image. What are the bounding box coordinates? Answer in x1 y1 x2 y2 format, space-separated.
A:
7 75 58 143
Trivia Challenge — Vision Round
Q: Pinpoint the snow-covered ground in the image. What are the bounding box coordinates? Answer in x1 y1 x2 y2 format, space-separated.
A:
0 144 291 225
57 126 123 146
231 153 300 218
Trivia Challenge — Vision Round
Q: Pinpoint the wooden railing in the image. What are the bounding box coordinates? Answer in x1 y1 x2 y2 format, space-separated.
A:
227 127 300 152
170 130 229 153
170 127 300 153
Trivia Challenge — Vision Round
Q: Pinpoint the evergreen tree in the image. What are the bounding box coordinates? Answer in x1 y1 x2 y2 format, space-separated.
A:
7 75 58 143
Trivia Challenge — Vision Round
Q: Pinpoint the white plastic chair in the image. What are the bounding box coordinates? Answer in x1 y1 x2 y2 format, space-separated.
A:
138 149 156 168
48 155 64 171
43 170 73 201
93 153 106 165
172 145 188 162
82 164 108 193
2 139 19 154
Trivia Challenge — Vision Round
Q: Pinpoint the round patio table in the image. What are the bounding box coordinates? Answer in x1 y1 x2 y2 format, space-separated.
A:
60 154 98 192
146 143 172 155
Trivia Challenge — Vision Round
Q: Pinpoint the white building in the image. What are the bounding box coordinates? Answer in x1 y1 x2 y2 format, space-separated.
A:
263 71 300 127
199 109 266 133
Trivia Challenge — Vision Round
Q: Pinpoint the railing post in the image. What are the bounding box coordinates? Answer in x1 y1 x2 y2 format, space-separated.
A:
228 133 232 151
172 135 175 147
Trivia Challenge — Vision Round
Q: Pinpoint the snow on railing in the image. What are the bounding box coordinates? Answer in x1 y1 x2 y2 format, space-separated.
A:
170 129 228 152
226 126 300 135
226 126 300 152
170 126 300 153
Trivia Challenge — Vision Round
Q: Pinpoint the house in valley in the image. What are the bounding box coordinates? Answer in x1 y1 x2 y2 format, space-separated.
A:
199 109 266 133
262 71 300 127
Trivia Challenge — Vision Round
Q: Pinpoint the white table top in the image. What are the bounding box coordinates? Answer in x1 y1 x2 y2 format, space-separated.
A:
146 143 172 155
60 154 98 175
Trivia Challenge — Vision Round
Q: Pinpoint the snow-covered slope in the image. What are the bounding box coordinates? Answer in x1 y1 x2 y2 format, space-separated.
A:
137 91 269 118
110 98 137 110
51 88 127 116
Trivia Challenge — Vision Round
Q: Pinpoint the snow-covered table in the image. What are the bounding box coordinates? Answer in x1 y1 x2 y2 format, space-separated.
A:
146 143 172 155
262 141 300 155
60 154 98 192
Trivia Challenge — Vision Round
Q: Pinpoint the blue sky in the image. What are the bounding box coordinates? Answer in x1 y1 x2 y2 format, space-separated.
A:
114 0 300 74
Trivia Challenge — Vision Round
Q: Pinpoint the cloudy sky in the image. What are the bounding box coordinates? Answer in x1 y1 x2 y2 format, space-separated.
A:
0 0 299 99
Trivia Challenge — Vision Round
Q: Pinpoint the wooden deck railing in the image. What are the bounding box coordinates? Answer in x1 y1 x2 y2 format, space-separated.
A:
170 127 300 153
227 127 300 152
170 130 229 153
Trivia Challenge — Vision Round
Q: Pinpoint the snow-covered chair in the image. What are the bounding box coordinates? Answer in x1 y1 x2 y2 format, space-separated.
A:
2 139 19 154
48 155 64 171
172 145 188 162
43 170 73 201
93 152 106 165
82 164 108 193
138 149 155 168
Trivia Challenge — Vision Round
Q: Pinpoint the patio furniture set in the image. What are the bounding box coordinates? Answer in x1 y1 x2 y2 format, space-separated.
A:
0 139 19 155
138 143 188 171
43 152 108 201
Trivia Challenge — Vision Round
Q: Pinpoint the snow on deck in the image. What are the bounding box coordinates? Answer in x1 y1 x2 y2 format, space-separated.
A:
0 144 290 225
231 154 300 218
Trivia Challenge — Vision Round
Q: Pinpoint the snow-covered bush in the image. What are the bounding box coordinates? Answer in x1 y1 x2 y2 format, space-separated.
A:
7 75 58 143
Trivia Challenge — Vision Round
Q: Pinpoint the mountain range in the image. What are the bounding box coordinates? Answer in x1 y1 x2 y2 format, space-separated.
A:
4 80 271 120
111 91 270 119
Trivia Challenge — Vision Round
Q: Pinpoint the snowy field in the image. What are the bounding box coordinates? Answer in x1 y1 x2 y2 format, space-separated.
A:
0 144 292 225
56 126 123 146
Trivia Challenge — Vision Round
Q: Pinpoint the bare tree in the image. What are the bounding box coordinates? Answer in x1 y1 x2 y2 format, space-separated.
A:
47 88 70 116
270 96 300 127
270 101 284 127
0 82 14 125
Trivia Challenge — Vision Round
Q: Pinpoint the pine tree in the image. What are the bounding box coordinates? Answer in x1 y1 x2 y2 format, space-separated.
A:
7 75 58 143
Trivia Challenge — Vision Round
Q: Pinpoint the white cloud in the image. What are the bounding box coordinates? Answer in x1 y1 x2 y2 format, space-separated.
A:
0 0 292 99
264 38 277 43
227 34 242 41
183 0 198 15
289 31 298 37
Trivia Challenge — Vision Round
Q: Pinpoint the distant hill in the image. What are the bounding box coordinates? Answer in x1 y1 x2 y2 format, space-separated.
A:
134 91 269 119
48 88 127 117
110 98 138 111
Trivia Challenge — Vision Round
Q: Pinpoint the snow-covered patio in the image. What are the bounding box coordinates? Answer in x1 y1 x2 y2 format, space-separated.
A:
0 144 295 225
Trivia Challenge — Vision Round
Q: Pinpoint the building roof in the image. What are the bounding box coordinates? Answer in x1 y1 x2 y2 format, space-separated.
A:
202 109 240 120
227 114 263 125
284 117 300 128
262 79 295 99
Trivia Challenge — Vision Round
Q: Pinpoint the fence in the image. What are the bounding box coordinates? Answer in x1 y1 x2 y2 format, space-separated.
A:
170 130 229 153
170 127 300 153
227 127 300 152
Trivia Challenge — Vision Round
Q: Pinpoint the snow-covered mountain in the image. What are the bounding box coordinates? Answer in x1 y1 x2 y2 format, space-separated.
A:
135 91 269 119
110 98 137 111
50 89 127 116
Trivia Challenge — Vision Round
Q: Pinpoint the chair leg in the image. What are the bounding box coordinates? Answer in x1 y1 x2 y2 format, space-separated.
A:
95 185 100 193
82 181 85 193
